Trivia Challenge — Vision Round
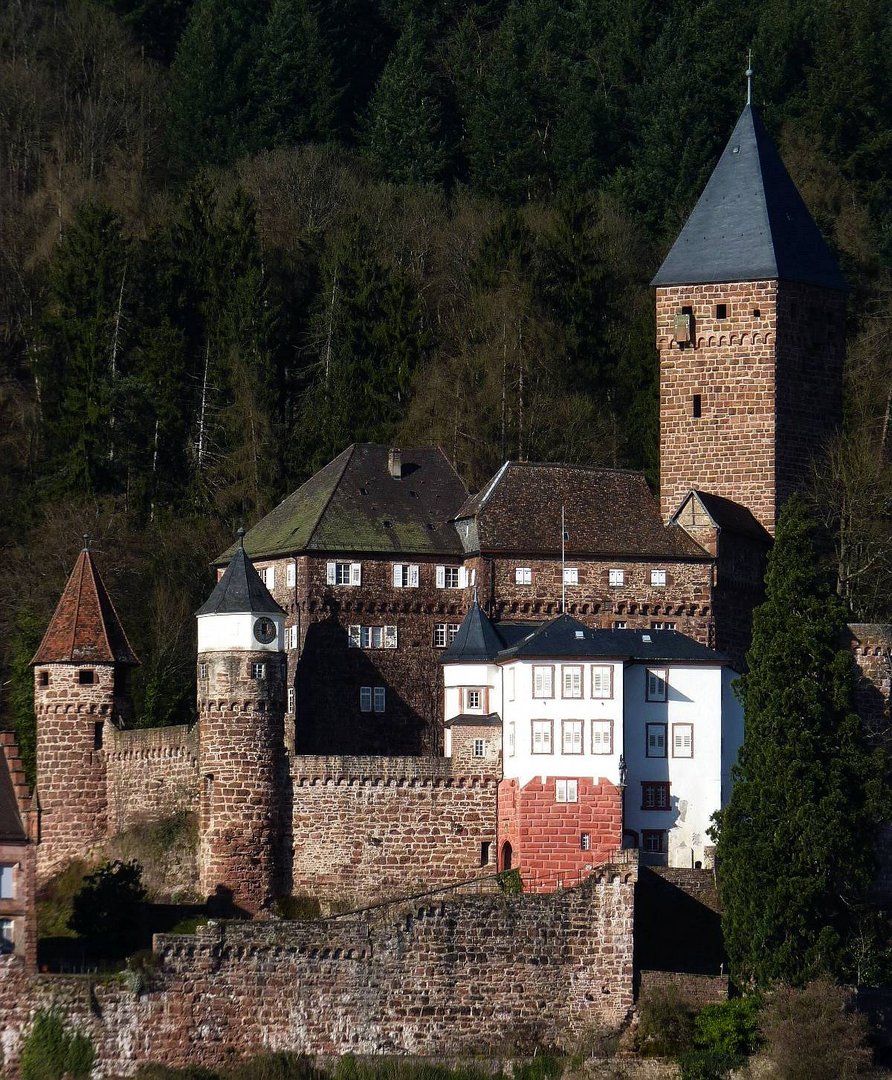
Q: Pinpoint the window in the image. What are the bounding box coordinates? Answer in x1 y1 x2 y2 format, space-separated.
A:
198 663 209 679
251 662 266 680
288 686 295 714
360 686 372 712
393 563 419 588
562 666 582 699
93 723 103 750
715 303 727 320
286 562 296 587
642 830 667 854
673 723 693 758
650 569 667 587
0 919 13 954
613 620 627 630
349 625 397 649
532 720 553 754
360 686 385 713
262 566 275 589
646 723 667 758
608 569 624 587
651 622 676 631
532 666 554 698
473 738 485 758
591 719 613 755
287 625 298 649
507 722 515 757
591 665 612 699
580 833 591 852
436 565 463 588
0 865 14 899
555 779 578 803
373 686 386 713
515 567 532 585
646 668 668 702
642 781 671 810
448 624 460 644
38 671 48 686
692 394 702 418
434 623 461 648
327 561 361 586
79 670 95 685
563 567 579 585
562 720 583 755
464 688 484 713
481 841 492 865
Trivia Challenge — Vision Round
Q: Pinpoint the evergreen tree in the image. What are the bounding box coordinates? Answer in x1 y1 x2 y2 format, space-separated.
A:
714 495 887 987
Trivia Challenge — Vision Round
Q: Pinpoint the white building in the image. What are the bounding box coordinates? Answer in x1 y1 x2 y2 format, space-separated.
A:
442 605 743 874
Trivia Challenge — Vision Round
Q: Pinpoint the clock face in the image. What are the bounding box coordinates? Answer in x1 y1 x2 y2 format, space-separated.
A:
253 617 277 645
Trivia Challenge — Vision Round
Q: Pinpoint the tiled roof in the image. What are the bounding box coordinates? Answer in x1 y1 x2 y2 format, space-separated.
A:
32 549 139 666
454 462 709 560
197 538 284 616
0 735 27 842
218 445 467 562
652 104 846 291
673 490 773 543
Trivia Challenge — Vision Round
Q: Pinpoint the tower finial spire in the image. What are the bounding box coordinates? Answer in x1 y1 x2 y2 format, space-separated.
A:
237 526 245 549
746 48 753 106
82 533 91 552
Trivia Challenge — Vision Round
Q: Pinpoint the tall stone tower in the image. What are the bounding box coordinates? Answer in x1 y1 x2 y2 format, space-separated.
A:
196 531 287 914
31 542 139 878
654 99 847 535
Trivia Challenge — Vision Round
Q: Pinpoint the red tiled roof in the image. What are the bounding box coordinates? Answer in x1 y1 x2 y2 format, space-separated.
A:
31 549 139 666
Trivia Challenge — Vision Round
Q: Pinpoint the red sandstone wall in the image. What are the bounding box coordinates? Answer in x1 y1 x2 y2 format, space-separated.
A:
498 776 623 892
104 725 198 834
0 869 635 1077
289 757 498 905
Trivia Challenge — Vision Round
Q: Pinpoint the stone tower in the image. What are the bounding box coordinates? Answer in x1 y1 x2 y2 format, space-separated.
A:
654 101 847 535
196 532 287 914
31 543 139 878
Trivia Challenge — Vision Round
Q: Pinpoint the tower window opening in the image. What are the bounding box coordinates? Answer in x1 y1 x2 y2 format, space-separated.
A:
79 669 95 685
752 308 761 317
692 394 702 418
715 303 727 319
38 671 48 686
93 723 104 750
480 841 492 865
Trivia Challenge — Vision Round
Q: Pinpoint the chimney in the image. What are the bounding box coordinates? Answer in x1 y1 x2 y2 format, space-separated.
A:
388 448 402 479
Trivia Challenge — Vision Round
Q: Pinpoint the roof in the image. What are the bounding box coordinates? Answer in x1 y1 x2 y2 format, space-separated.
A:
454 462 709 560
652 104 846 291
443 713 503 729
218 445 467 562
197 536 285 616
0 738 26 843
441 601 508 662
672 490 772 544
32 548 139 666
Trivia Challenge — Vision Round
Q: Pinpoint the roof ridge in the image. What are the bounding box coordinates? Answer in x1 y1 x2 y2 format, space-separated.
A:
304 443 356 550
69 551 86 660
86 552 116 664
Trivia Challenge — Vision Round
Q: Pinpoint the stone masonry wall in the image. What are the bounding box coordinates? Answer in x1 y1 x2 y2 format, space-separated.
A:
104 725 199 834
0 867 635 1078
289 757 498 905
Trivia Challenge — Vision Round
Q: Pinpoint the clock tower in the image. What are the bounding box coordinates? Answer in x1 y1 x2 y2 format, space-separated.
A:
196 530 288 914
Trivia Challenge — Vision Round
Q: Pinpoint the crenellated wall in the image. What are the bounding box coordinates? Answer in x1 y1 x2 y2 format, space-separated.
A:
104 725 199 834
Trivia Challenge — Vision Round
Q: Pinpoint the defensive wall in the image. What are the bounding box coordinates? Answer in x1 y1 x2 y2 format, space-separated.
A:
104 724 199 834
0 864 635 1078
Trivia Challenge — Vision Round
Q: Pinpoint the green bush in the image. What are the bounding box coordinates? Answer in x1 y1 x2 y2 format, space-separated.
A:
21 1010 95 1080
693 996 761 1058
636 985 694 1057
678 1048 742 1080
497 868 522 895
132 1066 219 1080
69 859 146 959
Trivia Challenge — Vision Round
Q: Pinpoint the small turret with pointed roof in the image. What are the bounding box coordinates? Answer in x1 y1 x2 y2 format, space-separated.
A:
656 61 847 535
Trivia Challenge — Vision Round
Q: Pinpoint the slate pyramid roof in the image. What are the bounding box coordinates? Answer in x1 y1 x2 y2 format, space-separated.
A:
441 600 506 662
32 548 139 666
197 534 285 616
652 104 846 291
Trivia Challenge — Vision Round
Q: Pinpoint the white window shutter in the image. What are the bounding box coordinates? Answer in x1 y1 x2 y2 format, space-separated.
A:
348 625 361 648
287 562 296 587
393 564 402 587
384 625 398 649
350 562 362 586
436 565 445 588
458 566 468 588
409 564 419 587
326 561 336 585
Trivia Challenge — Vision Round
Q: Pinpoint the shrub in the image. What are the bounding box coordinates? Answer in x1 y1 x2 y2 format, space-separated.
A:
693 996 761 1058
69 859 147 959
20 1009 95 1080
678 1048 742 1080
226 1053 324 1080
636 984 694 1057
497 868 522 895
761 979 870 1080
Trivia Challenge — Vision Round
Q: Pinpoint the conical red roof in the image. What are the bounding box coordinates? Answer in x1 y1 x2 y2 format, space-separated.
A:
31 548 139 666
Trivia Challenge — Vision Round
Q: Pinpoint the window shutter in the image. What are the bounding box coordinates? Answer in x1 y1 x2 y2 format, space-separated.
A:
350 562 362 585
436 565 445 588
348 625 361 648
287 562 296 587
409 564 419 587
458 566 468 588
384 625 398 649
393 564 403 587
326 561 336 585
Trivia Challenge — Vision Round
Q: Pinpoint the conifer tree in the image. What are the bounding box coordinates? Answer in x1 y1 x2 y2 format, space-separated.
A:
714 495 887 987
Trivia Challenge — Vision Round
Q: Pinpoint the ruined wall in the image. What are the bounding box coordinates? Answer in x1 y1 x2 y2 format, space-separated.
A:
290 757 498 905
848 624 892 746
0 868 635 1078
638 971 728 1010
104 725 199 834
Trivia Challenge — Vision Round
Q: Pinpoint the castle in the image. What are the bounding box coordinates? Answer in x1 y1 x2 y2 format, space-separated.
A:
0 92 889 1076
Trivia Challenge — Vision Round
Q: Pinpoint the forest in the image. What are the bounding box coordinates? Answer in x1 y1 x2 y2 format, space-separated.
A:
1 0 892 766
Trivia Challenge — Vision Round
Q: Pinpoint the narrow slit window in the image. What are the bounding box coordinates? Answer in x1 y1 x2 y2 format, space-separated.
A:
692 394 702 418
715 303 727 319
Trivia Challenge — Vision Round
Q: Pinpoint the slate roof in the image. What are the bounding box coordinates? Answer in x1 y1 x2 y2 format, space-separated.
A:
652 104 846 291
443 610 727 664
218 445 467 563
198 536 285 616
454 462 709 560
673 490 773 543
32 548 139 666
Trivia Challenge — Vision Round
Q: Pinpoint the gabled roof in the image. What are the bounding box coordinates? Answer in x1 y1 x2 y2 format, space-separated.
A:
441 601 507 662
454 462 709 560
197 535 285 616
672 490 772 544
0 734 27 842
652 104 846 291
32 548 139 666
217 445 467 562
